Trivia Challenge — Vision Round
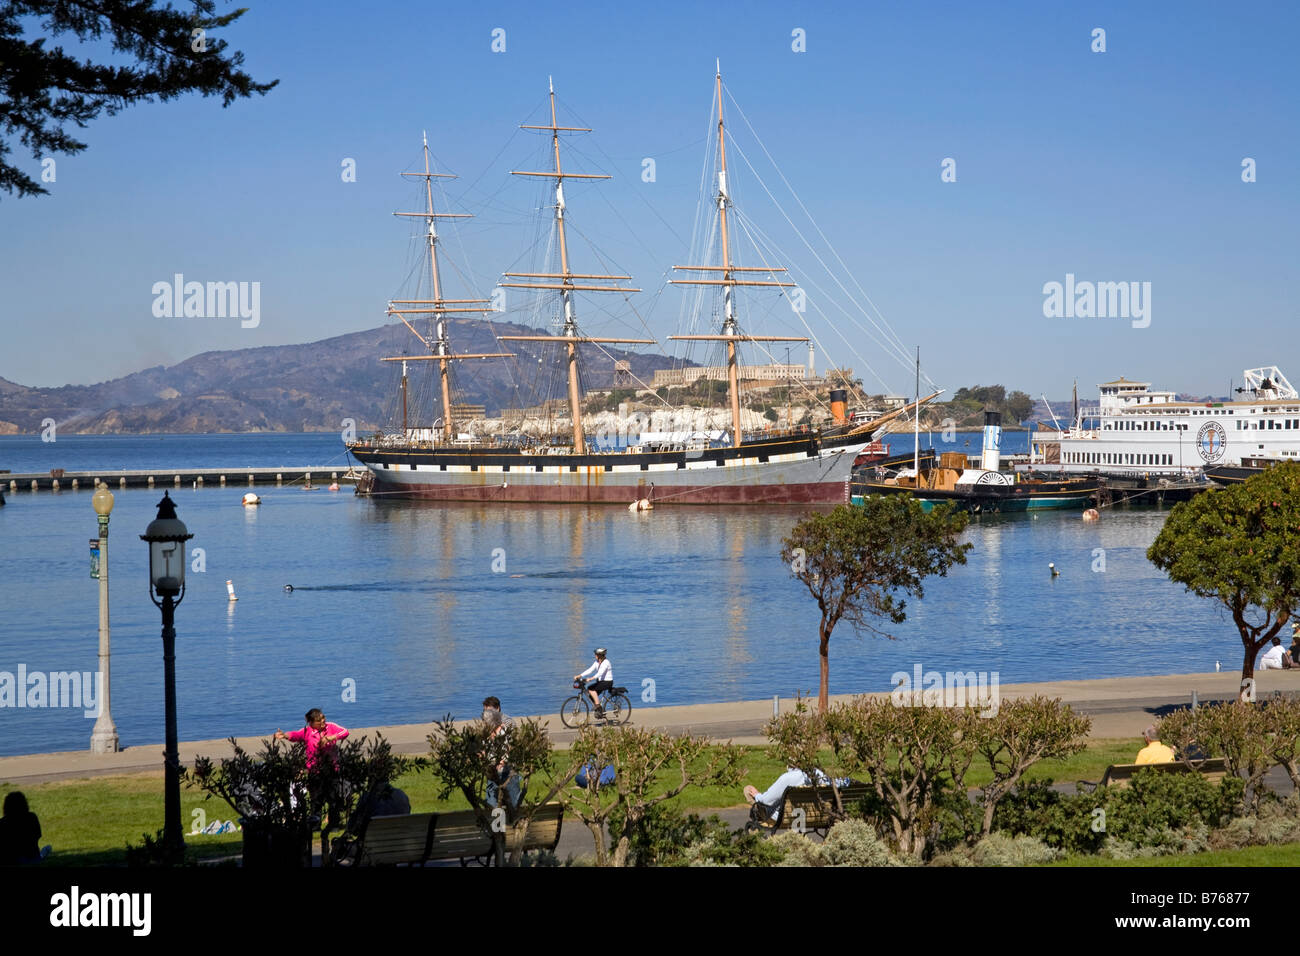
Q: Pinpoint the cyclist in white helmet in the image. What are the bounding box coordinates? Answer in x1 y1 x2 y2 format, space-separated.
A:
574 647 613 718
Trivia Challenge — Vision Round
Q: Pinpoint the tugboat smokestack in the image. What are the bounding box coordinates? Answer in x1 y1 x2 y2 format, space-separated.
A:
981 410 1002 472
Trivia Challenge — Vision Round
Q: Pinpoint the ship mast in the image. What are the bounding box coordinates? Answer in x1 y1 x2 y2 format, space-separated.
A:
498 79 652 452
382 133 513 443
670 64 806 448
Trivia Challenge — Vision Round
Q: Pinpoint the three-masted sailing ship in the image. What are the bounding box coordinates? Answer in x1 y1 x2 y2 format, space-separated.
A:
347 70 922 504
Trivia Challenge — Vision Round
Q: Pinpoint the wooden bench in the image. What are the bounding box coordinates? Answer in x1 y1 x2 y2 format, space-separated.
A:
748 782 872 835
1077 758 1229 792
341 802 564 866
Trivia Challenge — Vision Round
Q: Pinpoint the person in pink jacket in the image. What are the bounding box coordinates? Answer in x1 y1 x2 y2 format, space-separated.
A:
274 708 349 769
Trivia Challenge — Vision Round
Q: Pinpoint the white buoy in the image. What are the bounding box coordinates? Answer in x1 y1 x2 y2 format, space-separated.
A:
1049 562 1059 577
1082 508 1100 522
242 492 261 506
226 579 238 602
328 482 340 491
628 498 653 512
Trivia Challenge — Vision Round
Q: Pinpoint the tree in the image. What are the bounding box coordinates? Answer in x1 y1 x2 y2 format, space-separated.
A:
561 725 744 867
426 714 571 866
1147 463 1300 698
823 696 981 861
781 499 971 713
762 696 846 821
1 0 277 198
973 696 1090 837
1157 702 1272 812
1004 390 1033 424
187 733 421 868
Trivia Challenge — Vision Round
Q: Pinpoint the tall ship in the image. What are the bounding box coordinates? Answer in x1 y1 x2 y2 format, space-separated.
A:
1027 367 1300 476
347 71 930 504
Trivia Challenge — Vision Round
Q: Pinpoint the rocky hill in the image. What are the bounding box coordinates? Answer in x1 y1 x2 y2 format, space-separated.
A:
0 320 685 434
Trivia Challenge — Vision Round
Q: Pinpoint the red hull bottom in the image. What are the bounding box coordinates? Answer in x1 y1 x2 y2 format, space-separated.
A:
365 478 849 505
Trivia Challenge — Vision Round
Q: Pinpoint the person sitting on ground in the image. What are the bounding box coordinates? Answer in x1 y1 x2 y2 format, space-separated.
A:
1134 726 1176 765
1259 637 1287 671
1287 625 1300 669
0 792 50 865
274 708 349 769
744 766 852 822
482 696 521 810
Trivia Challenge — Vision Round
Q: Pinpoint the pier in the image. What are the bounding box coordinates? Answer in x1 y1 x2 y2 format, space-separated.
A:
2 466 359 494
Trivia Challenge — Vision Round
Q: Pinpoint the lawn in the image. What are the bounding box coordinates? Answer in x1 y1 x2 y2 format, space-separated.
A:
1048 843 1300 867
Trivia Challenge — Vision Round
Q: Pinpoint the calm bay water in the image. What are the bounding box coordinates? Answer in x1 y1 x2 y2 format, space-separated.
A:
0 431 1225 758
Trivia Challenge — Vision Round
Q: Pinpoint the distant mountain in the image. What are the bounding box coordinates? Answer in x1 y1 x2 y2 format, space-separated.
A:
0 319 685 435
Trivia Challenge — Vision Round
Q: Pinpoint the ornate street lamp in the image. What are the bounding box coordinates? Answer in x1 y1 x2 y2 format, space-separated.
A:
89 484 120 753
140 491 193 863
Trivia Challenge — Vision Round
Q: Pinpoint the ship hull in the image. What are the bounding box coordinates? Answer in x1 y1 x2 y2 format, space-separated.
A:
851 480 1098 513
349 433 869 505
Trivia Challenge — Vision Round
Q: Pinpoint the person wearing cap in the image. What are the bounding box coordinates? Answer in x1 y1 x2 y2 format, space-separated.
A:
1134 727 1175 765
574 648 613 718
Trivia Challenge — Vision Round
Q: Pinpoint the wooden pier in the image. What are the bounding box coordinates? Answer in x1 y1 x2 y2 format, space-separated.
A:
2 466 359 494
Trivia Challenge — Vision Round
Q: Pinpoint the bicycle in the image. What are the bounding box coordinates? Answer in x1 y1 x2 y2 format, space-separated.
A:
560 679 632 728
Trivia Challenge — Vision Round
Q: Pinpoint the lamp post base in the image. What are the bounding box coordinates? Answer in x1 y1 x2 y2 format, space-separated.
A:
89 725 120 754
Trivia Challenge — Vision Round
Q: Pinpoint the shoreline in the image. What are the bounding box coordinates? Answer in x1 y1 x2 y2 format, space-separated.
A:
2 670 1292 786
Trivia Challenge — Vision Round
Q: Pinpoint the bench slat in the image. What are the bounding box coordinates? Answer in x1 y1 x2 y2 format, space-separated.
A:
353 803 565 865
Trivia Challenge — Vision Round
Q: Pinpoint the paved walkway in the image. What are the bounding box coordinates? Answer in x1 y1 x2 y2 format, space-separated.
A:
3 670 1294 787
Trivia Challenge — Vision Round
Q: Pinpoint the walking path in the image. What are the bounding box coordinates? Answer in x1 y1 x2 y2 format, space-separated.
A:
3 670 1293 787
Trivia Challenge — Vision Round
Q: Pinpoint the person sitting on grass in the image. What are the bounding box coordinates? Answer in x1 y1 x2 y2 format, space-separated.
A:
744 767 851 823
1134 726 1175 765
0 792 51 865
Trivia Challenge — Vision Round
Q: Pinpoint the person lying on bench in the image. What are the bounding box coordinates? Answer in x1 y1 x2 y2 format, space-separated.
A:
744 767 851 822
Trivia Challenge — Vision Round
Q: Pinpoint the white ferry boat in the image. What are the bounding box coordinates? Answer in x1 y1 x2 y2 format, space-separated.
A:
1028 367 1300 476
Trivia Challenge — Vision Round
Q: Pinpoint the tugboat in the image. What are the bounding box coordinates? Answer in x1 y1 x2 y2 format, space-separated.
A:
852 412 1099 513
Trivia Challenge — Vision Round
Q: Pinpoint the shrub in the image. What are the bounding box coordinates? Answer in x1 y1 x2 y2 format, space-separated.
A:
1100 825 1209 859
932 832 1059 867
824 697 982 860
1158 703 1271 809
974 696 1090 837
771 821 904 867
1104 770 1243 844
125 828 200 867
606 804 719 867
994 771 1245 857
680 826 789 867
1209 794 1300 850
990 780 1101 855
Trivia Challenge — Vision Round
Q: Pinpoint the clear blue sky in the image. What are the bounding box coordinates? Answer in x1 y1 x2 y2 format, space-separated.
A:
1 0 1295 400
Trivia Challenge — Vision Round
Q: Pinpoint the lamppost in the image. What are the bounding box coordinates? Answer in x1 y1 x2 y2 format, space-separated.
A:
140 491 193 864
1176 423 1188 475
89 483 119 753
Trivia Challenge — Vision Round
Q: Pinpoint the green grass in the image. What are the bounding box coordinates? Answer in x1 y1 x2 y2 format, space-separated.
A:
1047 843 1300 867
0 773 245 866
0 737 1201 865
